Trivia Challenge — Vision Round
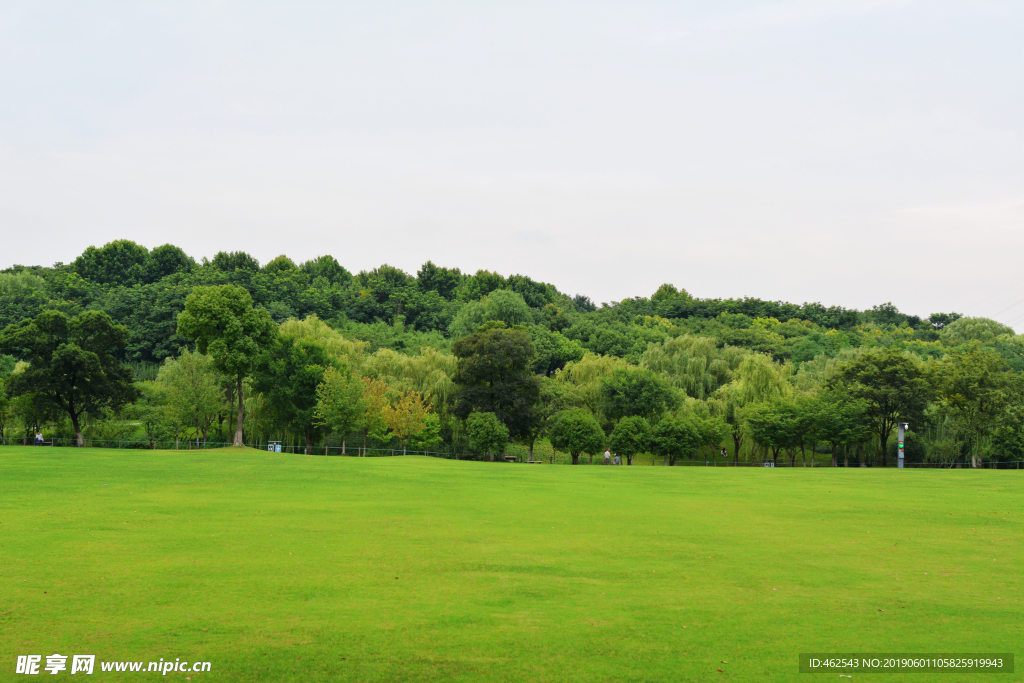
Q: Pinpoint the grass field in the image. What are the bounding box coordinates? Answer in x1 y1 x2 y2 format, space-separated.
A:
1 446 1020 682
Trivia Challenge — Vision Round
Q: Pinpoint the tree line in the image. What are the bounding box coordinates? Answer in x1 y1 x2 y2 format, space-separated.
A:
1 240 1022 466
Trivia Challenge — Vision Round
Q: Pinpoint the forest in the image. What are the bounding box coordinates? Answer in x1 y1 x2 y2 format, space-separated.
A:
1 239 1021 467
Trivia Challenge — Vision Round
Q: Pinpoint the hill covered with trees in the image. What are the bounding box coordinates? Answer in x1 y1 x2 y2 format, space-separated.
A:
1 239 1021 467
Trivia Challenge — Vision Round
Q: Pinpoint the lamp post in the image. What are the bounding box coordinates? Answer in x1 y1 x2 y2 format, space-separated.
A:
897 422 909 469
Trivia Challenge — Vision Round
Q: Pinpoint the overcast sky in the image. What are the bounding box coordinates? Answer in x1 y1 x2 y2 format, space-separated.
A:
1 1 1022 326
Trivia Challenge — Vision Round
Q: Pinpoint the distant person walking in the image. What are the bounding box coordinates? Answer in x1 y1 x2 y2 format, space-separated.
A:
604 449 611 465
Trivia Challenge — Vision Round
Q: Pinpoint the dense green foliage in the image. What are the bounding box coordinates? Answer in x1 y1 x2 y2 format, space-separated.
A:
2 240 1023 466
465 412 510 460
177 284 277 446
0 309 137 445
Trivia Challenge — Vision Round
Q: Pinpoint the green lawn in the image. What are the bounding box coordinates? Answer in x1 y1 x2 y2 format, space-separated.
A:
1 447 1020 682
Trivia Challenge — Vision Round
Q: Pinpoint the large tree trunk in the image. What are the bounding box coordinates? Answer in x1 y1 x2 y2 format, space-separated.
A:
71 412 84 448
305 429 313 455
831 443 837 468
878 424 889 467
234 376 245 447
571 453 579 465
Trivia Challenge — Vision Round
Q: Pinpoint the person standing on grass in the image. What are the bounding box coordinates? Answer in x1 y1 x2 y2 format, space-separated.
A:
604 448 611 465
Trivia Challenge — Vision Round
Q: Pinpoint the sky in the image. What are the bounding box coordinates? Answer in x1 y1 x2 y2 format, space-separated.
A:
1 1 1022 327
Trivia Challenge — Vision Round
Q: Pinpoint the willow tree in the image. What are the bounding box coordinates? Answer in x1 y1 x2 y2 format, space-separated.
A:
711 353 789 463
641 335 746 399
362 346 456 415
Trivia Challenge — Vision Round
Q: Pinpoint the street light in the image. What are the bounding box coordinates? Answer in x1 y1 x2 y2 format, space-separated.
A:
897 422 909 469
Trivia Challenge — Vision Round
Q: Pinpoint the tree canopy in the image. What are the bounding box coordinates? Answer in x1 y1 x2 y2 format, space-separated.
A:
177 284 277 446
3 241 1024 468
0 309 137 445
452 325 539 440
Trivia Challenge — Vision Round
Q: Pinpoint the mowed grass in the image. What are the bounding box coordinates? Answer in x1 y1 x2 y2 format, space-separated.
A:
0 447 1021 683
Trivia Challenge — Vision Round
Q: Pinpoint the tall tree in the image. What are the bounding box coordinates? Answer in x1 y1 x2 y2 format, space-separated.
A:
598 366 680 422
0 382 9 445
0 309 137 446
417 261 463 300
176 284 276 447
72 239 149 286
382 390 432 455
209 251 260 272
302 255 353 286
158 350 224 447
837 348 932 466
743 400 801 465
548 408 604 465
144 244 194 283
358 378 390 455
934 345 1018 467
452 325 540 440
465 411 510 461
651 415 701 466
253 335 337 454
609 415 651 465
711 353 788 463
809 386 871 467
693 414 731 464
527 377 585 462
0 356 13 445
448 290 533 339
314 364 365 453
